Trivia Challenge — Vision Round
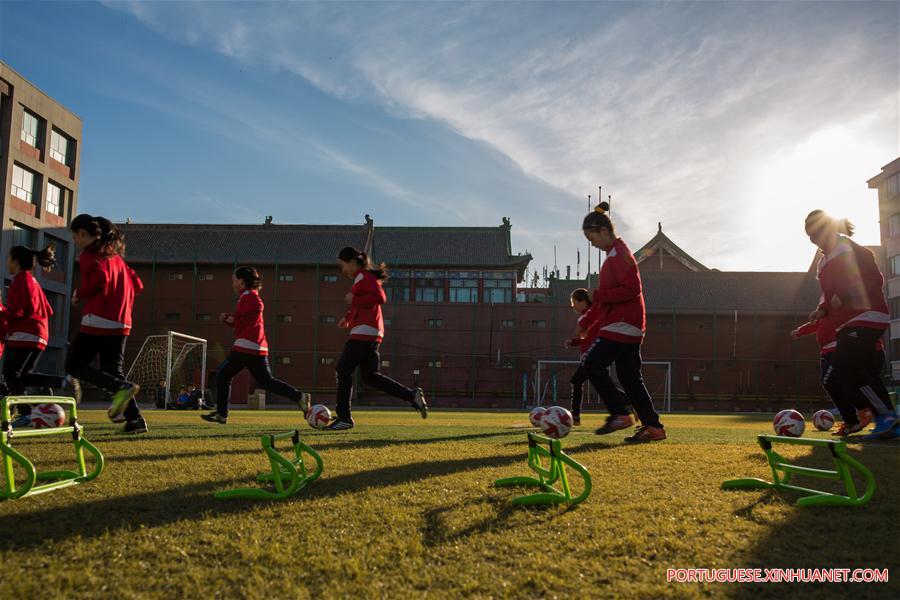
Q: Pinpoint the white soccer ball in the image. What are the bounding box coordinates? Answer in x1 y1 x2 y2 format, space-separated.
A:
773 409 805 437
307 404 331 429
812 409 835 431
539 406 574 439
31 403 66 428
529 406 547 428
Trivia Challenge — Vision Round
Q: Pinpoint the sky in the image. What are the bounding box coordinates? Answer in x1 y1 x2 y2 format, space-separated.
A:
1 1 897 276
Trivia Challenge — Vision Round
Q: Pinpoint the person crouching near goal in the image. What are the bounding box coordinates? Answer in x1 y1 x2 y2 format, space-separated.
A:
580 203 665 442
564 288 600 426
202 267 311 424
326 247 427 430
66 215 147 434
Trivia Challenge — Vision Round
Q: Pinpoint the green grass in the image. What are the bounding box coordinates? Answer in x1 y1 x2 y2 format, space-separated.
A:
1 410 897 599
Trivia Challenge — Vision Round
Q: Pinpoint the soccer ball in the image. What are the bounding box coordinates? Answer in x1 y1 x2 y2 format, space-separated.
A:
307 404 331 429
539 406 573 439
773 409 805 437
31 404 66 428
529 406 547 427
812 409 835 431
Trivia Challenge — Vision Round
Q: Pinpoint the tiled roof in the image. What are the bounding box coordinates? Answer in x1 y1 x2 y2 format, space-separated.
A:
374 226 531 268
634 224 710 272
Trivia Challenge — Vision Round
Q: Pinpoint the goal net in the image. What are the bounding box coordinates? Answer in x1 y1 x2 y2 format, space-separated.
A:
126 331 208 409
534 359 672 412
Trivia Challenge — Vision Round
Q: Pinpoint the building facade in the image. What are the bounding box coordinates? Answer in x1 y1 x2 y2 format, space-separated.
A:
0 62 81 374
867 157 900 386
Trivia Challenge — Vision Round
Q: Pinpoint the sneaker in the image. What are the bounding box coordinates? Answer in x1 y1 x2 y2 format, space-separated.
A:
62 375 82 404
298 392 312 418
108 383 140 420
123 417 148 434
111 414 127 424
325 418 354 430
624 425 667 443
11 414 31 428
200 412 227 425
832 422 864 436
411 388 428 419
595 414 634 435
573 414 581 426
869 413 898 436
857 408 874 428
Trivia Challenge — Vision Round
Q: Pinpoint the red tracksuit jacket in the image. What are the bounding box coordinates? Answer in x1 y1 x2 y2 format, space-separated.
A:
344 269 385 343
582 238 646 345
815 237 889 333
230 289 268 355
5 271 52 350
796 314 884 357
77 246 143 336
569 309 601 354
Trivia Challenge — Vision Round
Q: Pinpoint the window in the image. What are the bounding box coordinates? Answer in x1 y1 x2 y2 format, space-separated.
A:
531 320 547 328
278 356 291 365
46 292 66 335
279 274 294 282
415 278 444 303
385 278 410 303
11 164 36 202
381 360 391 368
46 181 63 216
501 319 515 328
199 273 214 281
889 214 900 238
449 279 478 303
484 279 513 304
165 312 181 321
890 296 900 317
196 313 211 321
657 320 673 329
46 236 67 272
888 173 900 199
21 110 41 147
384 318 393 326
426 318 443 328
427 360 442 368
319 315 335 324
49 129 70 164
169 273 183 281
891 255 900 277
322 274 337 282
10 223 34 248
276 314 293 323
892 338 900 359
320 357 334 365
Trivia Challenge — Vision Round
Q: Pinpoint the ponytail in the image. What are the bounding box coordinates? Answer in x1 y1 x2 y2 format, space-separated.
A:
805 210 855 238
234 266 263 290
9 244 56 272
338 246 389 280
70 213 125 256
581 201 615 235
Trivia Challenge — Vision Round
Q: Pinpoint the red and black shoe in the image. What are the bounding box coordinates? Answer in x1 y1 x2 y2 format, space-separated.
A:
624 425 666 443
595 414 634 435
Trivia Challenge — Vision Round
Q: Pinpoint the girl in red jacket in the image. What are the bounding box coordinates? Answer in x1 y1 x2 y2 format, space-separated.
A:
804 210 895 437
4 245 80 427
328 246 427 430
564 288 598 426
580 203 665 442
66 215 146 434
201 267 311 424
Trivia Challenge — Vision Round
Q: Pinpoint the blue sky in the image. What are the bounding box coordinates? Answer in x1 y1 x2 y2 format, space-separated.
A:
1 1 897 275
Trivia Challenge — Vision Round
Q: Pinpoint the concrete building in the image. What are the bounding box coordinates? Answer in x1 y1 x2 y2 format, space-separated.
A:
0 62 81 374
867 157 900 384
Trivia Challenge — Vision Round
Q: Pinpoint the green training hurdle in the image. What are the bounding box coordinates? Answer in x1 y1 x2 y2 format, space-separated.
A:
1 396 104 501
494 432 592 506
723 435 876 507
215 429 323 500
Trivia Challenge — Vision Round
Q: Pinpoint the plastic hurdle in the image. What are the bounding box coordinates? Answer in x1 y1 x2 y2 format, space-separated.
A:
494 432 592 506
1 396 104 501
722 435 876 507
215 429 323 500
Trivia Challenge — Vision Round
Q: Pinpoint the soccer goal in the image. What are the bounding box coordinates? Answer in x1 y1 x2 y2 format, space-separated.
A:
126 331 208 408
534 359 672 412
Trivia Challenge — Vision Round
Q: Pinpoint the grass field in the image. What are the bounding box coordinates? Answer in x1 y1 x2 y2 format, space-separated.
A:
1 410 897 599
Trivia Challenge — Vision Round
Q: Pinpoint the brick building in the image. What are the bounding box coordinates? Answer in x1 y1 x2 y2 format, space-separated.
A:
0 62 81 374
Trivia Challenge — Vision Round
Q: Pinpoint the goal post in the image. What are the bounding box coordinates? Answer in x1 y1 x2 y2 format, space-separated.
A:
126 331 208 408
534 359 672 412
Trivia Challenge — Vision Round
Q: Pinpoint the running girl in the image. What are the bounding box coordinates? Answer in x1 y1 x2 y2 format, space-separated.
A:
580 203 665 442
327 246 427 430
564 288 598 426
66 214 146 434
201 267 311 424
